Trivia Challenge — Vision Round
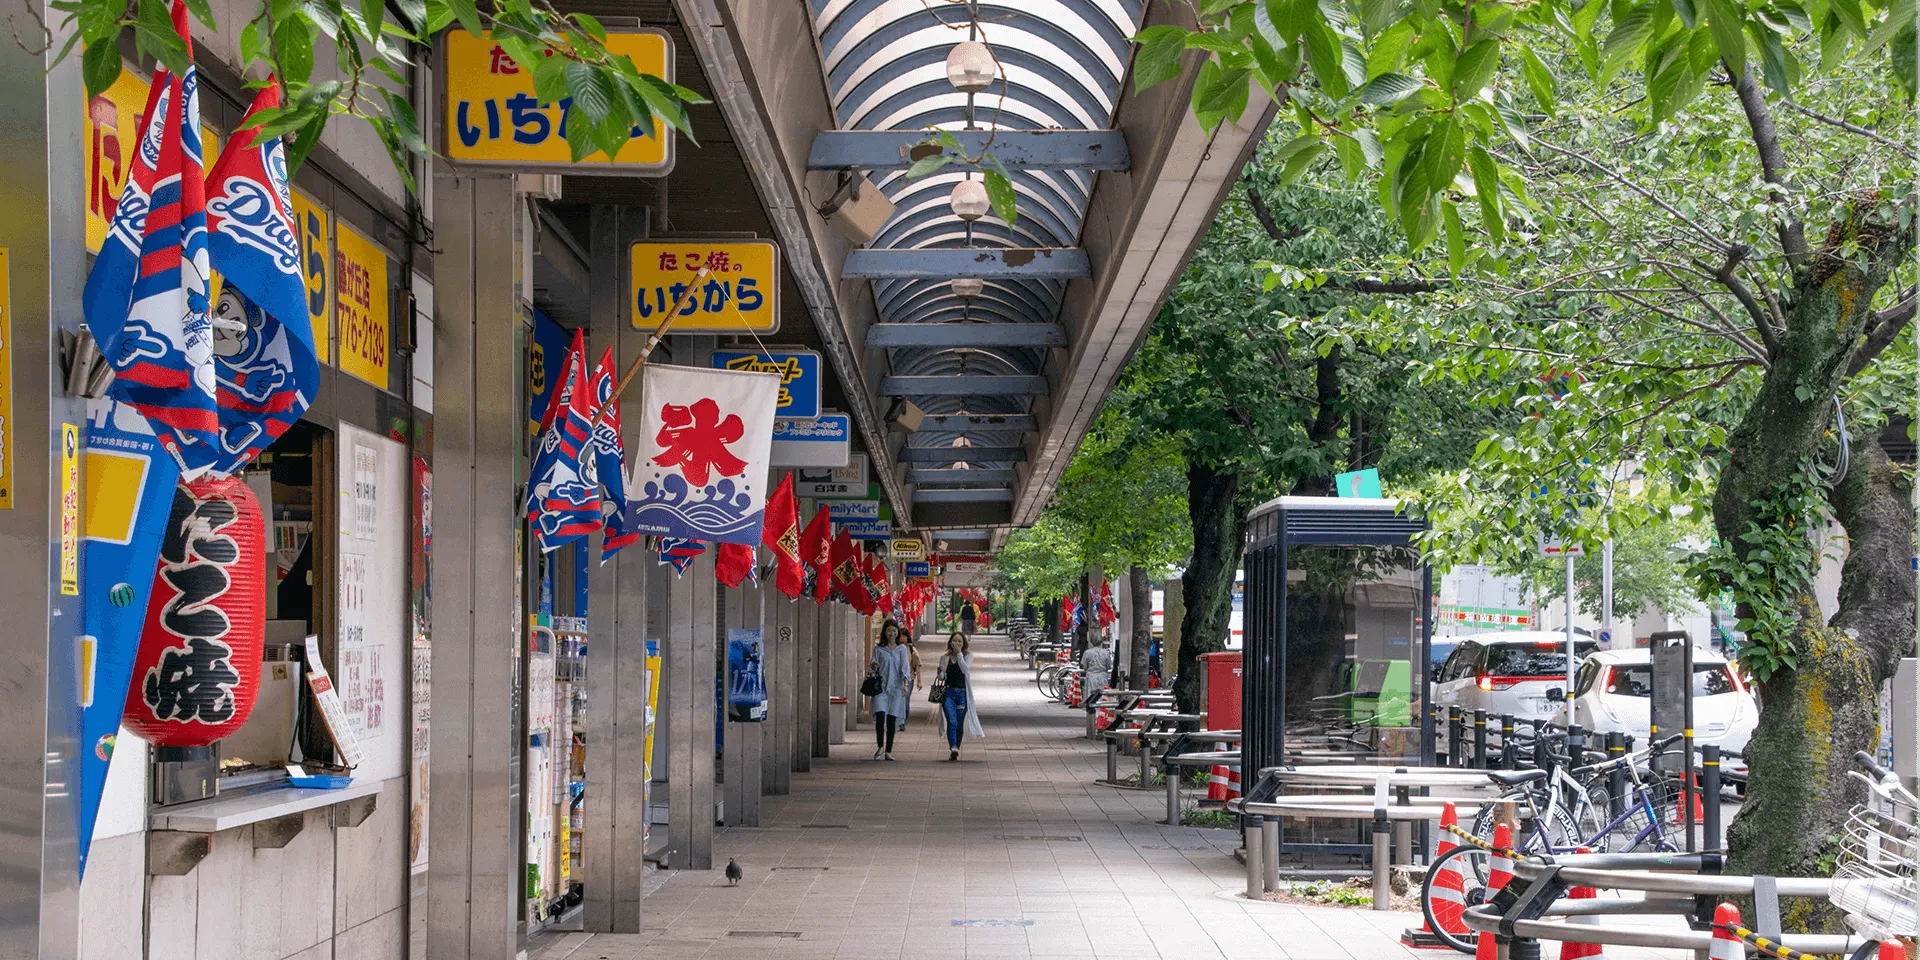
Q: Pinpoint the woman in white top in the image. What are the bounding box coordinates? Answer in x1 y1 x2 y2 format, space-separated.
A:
936 632 985 761
867 619 912 760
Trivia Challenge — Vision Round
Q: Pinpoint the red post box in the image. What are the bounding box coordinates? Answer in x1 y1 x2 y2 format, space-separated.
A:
1200 651 1243 731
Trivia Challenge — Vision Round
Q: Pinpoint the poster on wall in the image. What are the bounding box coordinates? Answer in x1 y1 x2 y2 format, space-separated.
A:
409 458 432 874
334 221 390 388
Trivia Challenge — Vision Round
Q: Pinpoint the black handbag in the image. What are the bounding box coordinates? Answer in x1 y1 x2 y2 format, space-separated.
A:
927 682 947 703
860 668 883 697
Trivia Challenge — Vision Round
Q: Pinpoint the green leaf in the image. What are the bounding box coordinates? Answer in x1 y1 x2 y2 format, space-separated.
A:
1279 139 1327 182
181 0 215 32
1519 47 1558 114
424 0 456 34
1359 0 1400 32
1672 0 1700 28
240 17 267 68
572 11 608 42
904 154 955 179
1366 19 1416 74
1451 38 1502 97
1467 144 1504 242
1602 2 1656 79
81 40 121 100
1444 200 1467 275
1132 24 1190 92
1272 132 1321 162
1255 0 1287 48
1357 70 1422 103
1573 0 1607 39
1351 127 1383 166
1191 60 1252 128
274 16 314 85
566 60 616 125
285 111 328 174
1418 115 1466 198
982 169 1018 224
1705 0 1749 79
1892 22 1917 96
532 52 568 105
1751 20 1797 91
1304 19 1351 97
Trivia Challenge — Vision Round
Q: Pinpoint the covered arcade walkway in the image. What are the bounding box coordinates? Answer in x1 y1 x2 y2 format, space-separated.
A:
529 636 1459 960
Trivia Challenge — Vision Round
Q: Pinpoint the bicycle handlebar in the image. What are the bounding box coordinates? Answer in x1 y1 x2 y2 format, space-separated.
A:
1854 750 1891 782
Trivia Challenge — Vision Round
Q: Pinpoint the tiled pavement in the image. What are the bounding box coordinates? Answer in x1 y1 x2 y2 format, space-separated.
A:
531 634 1696 960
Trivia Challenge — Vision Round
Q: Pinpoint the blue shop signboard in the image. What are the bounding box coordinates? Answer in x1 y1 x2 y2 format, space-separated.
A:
712 349 821 420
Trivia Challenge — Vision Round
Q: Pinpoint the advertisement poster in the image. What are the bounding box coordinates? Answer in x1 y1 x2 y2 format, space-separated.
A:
442 30 673 172
628 241 779 334
335 222 389 388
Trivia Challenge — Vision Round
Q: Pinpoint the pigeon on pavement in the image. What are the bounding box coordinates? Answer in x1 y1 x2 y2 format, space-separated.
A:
724 858 743 886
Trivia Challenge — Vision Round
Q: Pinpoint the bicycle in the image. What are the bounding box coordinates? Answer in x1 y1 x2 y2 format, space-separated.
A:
1468 732 1684 857
1829 751 1917 960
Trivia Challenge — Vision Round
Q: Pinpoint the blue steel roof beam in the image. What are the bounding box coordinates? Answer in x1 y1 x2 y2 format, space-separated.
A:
843 248 1091 279
833 48 1114 133
887 289 1048 322
913 489 1018 502
919 414 1039 431
905 467 1020 486
867 323 1065 347
885 307 1059 331
806 130 1131 171
870 166 1089 232
817 3 1129 91
889 346 1036 376
898 446 1028 462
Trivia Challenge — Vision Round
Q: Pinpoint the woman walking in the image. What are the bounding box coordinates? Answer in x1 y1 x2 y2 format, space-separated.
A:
867 619 912 761
935 632 985 760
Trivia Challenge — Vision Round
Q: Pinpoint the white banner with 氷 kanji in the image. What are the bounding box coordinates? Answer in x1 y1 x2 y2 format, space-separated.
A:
629 364 780 545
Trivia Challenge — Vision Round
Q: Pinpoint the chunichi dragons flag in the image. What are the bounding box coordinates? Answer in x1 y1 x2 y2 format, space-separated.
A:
630 365 780 546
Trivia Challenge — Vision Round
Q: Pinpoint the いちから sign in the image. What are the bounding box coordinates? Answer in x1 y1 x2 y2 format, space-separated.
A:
442 30 674 173
334 222 390 388
629 241 779 334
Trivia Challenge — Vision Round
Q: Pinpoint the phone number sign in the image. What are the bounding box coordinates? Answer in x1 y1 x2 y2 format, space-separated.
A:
629 241 780 334
442 30 674 174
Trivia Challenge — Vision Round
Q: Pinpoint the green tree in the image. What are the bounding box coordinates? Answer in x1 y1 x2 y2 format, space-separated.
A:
1144 0 1915 893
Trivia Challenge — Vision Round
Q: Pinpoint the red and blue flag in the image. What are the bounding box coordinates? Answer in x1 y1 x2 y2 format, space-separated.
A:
526 331 601 551
656 537 706 575
201 79 318 476
82 0 218 475
589 347 638 563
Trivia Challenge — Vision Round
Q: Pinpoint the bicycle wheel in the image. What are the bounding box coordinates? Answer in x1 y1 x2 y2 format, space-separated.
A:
1464 799 1581 883
1421 842 1494 954
1036 666 1063 699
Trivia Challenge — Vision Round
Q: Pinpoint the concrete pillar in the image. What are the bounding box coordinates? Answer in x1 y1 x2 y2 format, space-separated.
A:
793 595 816 771
582 204 649 933
0 18 87 958
721 579 762 825
429 170 522 959
826 604 848 744
763 588 794 794
813 602 834 754
665 546 717 868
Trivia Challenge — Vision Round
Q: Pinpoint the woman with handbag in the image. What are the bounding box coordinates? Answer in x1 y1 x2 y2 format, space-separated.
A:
865 619 912 761
933 632 985 761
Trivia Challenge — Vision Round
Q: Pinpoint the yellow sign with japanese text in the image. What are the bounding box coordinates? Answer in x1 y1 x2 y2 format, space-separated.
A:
335 222 390 388
0 249 10 509
442 30 674 173
291 189 333 365
628 241 780 334
85 67 220 253
60 423 78 595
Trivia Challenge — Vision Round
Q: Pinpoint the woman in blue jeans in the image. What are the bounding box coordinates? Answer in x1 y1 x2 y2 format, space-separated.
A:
936 632 985 760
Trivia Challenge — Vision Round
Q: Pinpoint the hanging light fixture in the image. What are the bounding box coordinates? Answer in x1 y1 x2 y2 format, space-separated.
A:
950 178 990 220
945 40 995 93
950 277 984 298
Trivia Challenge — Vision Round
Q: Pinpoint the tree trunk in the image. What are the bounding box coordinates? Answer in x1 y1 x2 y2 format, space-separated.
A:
1163 579 1184 690
1174 461 1248 715
1713 201 1914 915
1045 598 1061 648
1128 566 1153 692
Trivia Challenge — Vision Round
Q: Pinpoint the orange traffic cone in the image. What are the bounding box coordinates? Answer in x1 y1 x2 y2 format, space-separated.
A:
1709 904 1743 960
1475 824 1514 960
1674 775 1706 825
1403 802 1465 948
1226 765 1241 800
1208 766 1230 802
1559 847 1604 960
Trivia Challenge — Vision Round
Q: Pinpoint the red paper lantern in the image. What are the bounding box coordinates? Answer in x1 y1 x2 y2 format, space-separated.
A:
122 475 267 747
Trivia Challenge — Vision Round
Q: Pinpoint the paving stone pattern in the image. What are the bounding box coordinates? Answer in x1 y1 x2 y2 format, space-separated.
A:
530 635 1691 960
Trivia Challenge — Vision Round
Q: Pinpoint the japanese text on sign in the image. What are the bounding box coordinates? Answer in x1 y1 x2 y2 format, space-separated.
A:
443 30 673 173
335 222 390 388
85 67 221 254
713 349 821 419
629 241 780 334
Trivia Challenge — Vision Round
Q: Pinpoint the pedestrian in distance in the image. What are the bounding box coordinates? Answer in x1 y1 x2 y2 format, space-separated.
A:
898 623 921 731
1082 634 1114 715
959 602 977 635
867 618 912 761
935 632 985 760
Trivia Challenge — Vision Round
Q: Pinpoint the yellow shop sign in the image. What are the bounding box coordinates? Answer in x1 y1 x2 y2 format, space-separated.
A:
629 241 780 334
442 30 674 174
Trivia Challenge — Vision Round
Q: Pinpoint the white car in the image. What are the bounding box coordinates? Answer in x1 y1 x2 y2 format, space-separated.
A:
1432 632 1599 722
1569 648 1755 782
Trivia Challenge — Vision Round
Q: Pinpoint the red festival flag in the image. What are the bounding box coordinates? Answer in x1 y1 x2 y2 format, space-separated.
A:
715 542 755 588
801 505 832 603
761 474 803 598
829 528 871 613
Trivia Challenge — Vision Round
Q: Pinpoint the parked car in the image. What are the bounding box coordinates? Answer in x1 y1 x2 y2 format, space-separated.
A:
1569 648 1755 784
1431 632 1599 722
1428 641 1460 684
